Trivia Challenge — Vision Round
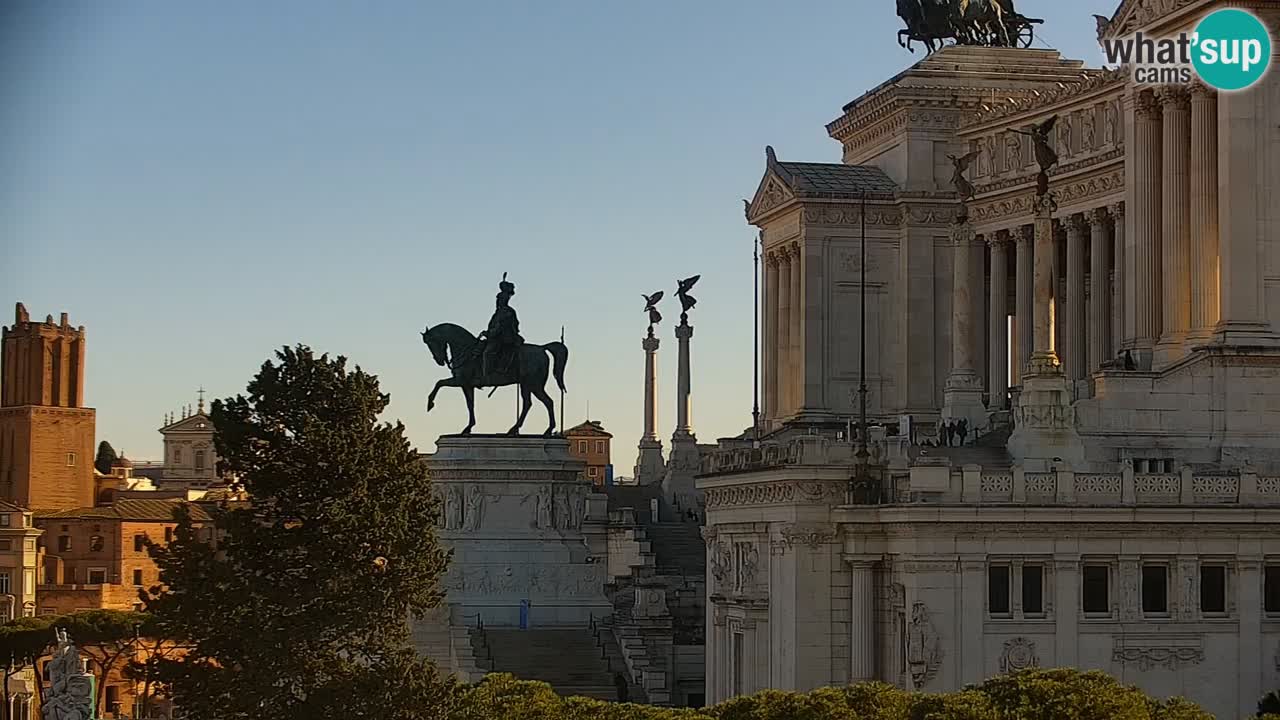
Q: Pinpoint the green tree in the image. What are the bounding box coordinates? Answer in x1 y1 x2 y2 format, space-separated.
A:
1259 690 1280 717
55 610 151 716
94 441 119 475
143 345 454 720
0 616 54 720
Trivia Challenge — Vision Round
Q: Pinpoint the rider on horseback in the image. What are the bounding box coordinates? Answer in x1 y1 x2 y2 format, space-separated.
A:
477 272 524 384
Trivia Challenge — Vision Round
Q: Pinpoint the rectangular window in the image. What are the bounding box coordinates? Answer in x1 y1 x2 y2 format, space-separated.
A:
87 568 107 584
195 450 205 470
57 536 72 552
66 453 76 466
134 534 147 552
24 539 34 552
1142 564 1168 614
0 514 9 527
1265 566 1280 614
133 569 143 586
164 527 173 543
0 540 11 551
0 572 10 594
595 440 605 454
1022 565 1044 615
588 466 598 478
577 440 587 453
1200 565 1226 614
1082 565 1109 614
89 536 104 552
988 565 1010 615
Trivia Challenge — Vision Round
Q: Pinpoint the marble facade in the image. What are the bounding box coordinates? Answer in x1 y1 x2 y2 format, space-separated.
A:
707 2 1280 718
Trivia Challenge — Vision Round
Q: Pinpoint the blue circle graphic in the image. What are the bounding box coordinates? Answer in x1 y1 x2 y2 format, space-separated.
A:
1192 9 1272 91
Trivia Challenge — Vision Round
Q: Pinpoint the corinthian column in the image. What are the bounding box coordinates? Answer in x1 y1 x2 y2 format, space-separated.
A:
1015 225 1034 381
1132 90 1163 363
1028 197 1060 374
1157 86 1191 363
1088 208 1111 372
776 250 792 416
1189 83 1219 342
634 333 666 485
764 253 779 421
944 220 985 427
847 558 876 683
789 243 802 416
1065 214 1087 381
1109 202 1126 355
988 231 1010 409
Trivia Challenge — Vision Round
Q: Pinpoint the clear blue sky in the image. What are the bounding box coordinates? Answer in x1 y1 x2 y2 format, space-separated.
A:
2 1 1115 467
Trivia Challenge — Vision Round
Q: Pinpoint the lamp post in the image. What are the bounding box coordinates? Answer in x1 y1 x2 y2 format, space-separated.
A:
851 191 876 504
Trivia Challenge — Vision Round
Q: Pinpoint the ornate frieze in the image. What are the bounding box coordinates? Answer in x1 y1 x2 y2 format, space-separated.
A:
444 562 605 598
778 523 838 550
704 480 847 509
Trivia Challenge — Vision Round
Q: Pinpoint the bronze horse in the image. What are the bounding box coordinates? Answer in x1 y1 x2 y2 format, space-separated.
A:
897 0 1017 53
422 323 568 436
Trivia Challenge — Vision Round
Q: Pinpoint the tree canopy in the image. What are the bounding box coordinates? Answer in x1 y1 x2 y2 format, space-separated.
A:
94 441 119 475
448 670 1215 720
143 345 453 720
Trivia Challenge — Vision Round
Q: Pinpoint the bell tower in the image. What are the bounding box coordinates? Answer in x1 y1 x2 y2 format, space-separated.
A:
0 302 96 510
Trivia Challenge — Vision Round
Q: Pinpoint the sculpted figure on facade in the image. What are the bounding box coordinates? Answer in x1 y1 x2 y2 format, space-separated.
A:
554 487 572 530
569 487 586 530
445 485 464 530
534 485 553 529
906 602 942 687
709 541 732 592
462 484 492 531
1005 130 1022 172
1082 109 1096 152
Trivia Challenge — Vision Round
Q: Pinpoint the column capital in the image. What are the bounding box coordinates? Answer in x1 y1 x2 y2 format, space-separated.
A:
765 250 781 268
1134 90 1162 119
987 228 1011 248
1155 85 1190 110
950 220 976 245
1107 201 1125 220
1063 213 1088 235
1087 207 1110 230
786 241 801 259
1015 224 1034 245
1188 80 1217 101
841 553 880 569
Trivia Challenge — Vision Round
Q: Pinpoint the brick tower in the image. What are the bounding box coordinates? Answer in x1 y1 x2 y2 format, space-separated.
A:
0 303 95 510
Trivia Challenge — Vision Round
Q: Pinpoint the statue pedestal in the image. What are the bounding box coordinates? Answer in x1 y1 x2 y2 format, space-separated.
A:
634 438 666 486
661 432 702 515
429 435 610 626
1006 365 1085 470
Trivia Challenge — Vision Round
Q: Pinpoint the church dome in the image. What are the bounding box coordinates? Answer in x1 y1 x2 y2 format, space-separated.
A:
112 456 133 469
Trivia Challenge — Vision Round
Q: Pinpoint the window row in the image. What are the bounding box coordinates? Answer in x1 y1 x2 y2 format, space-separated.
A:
988 561 1280 618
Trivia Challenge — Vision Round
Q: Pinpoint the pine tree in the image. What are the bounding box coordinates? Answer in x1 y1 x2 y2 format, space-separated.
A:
144 346 454 720
94 441 118 475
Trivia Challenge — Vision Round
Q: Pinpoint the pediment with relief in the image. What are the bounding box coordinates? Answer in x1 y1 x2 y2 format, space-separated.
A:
162 413 213 434
1105 0 1208 40
746 170 795 223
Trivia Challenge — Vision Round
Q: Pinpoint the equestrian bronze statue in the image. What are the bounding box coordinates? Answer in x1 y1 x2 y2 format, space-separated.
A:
422 273 568 436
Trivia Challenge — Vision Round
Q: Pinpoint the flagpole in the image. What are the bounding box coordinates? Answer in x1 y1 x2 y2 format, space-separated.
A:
752 233 761 446
559 325 566 434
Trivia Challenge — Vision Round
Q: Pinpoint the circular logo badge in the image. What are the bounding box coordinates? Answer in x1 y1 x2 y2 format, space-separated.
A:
1192 8 1272 91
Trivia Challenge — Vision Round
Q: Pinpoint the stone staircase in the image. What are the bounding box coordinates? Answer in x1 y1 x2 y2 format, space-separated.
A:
475 627 640 702
645 522 705 576
411 619 484 682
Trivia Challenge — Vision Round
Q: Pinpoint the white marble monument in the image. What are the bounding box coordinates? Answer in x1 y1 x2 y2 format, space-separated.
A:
431 435 611 626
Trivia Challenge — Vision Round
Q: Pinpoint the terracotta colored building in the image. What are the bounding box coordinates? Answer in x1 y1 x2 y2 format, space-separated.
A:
35 498 210 616
564 420 612 486
0 303 95 511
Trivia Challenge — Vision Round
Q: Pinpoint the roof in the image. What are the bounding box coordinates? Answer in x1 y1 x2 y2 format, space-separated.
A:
112 456 133 468
0 500 29 513
775 161 898 197
36 498 211 522
564 420 613 438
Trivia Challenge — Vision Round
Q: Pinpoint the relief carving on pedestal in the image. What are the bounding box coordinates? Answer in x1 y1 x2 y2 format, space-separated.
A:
906 602 943 687
779 523 838 550
709 541 732 592
1000 637 1039 673
733 541 760 593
